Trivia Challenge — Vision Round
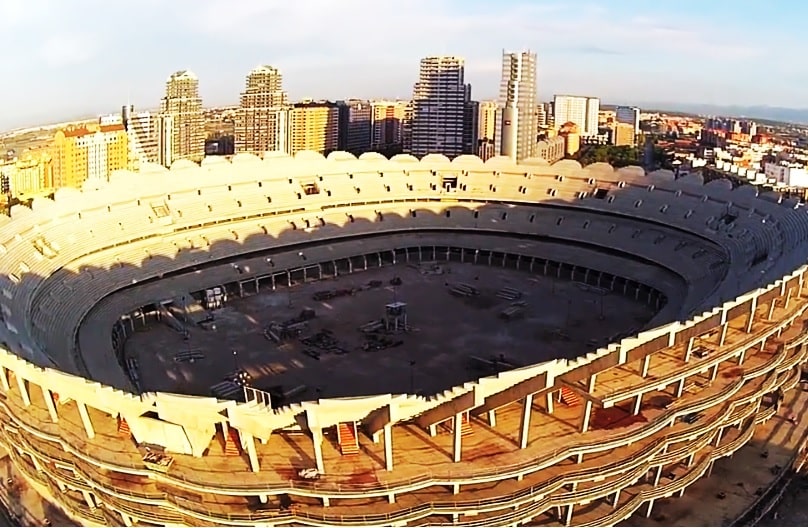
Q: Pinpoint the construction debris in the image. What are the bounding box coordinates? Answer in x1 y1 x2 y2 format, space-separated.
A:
496 287 523 301
448 282 480 297
500 301 528 320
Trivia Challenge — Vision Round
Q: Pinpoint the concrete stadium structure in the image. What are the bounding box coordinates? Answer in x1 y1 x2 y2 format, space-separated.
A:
1 151 808 526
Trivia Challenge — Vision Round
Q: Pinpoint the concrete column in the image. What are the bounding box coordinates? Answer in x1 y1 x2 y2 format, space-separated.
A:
43 388 58 423
387 493 396 504
322 497 330 507
677 486 686 497
76 401 95 439
258 494 267 503
0 368 8 392
120 512 133 527
719 322 729 347
760 336 767 351
487 409 496 427
564 503 575 526
645 499 655 518
653 464 663 486
768 300 777 320
706 460 715 478
738 348 746 365
519 394 533 449
452 413 463 463
709 363 719 383
684 338 694 363
675 378 686 398
311 429 325 473
453 483 460 494
686 453 695 467
29 453 42 472
383 424 393 471
633 393 643 415
546 391 555 414
242 432 260 472
82 490 96 509
641 355 651 377
612 489 621 507
15 375 29 406
428 424 437 437
746 297 757 332
714 426 724 447
581 400 594 433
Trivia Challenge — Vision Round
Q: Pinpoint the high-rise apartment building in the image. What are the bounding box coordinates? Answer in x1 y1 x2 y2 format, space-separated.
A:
553 95 600 137
336 100 372 154
496 50 538 160
235 66 289 155
463 96 479 156
615 106 641 134
287 101 339 155
121 105 160 169
536 103 548 129
370 100 408 151
477 101 498 142
0 151 53 198
613 123 636 147
402 101 414 153
52 122 129 189
410 56 467 158
159 70 205 164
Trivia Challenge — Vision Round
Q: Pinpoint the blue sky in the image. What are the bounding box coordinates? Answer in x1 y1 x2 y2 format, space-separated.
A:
0 0 804 130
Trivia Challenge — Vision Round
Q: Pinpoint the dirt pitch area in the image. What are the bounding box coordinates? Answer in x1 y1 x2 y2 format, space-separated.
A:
125 262 655 402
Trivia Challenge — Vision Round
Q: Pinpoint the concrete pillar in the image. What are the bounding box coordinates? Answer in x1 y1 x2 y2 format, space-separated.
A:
686 453 695 467
546 391 555 414
388 493 396 504
487 409 496 427
564 503 575 526
259 494 267 503
29 453 42 472
120 512 133 527
453 483 460 494
76 401 95 439
322 497 330 507
653 464 663 486
738 348 746 365
719 322 729 347
760 336 767 351
428 424 437 437
714 426 724 447
684 338 694 363
383 424 393 471
768 300 777 320
0 368 8 392
581 400 594 433
43 388 58 423
675 378 686 398
709 363 719 383
612 489 621 507
746 296 757 332
452 413 463 463
242 432 260 472
641 355 651 377
645 498 655 518
82 490 96 509
677 486 686 497
311 429 325 473
633 393 643 415
15 375 29 406
519 394 533 449
706 460 714 478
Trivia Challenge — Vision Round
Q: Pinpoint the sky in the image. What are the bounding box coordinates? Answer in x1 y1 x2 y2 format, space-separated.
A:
0 0 806 130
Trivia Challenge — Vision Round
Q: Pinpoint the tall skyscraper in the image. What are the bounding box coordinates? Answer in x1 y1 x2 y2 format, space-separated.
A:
235 65 289 155
121 105 160 169
463 91 479 156
336 99 372 154
615 106 641 134
287 101 339 155
410 56 467 158
553 95 600 137
370 100 408 151
496 50 538 160
477 101 498 142
159 70 205 164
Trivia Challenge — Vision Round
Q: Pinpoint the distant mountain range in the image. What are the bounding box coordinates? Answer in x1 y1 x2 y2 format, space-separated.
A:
623 102 808 126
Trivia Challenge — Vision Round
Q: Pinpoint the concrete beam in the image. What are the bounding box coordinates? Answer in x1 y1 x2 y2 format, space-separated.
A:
415 391 475 430
473 372 549 416
559 380 604 406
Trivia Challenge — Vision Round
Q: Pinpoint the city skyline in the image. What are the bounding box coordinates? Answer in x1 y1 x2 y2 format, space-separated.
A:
1 0 807 130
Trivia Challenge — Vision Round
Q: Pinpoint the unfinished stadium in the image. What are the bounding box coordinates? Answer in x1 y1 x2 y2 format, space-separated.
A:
1 151 808 527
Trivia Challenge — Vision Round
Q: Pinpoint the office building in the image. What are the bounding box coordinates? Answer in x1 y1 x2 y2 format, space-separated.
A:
496 50 538 160
336 100 372 154
410 56 467 157
235 66 289 155
553 95 600 137
615 106 641 134
52 122 129 189
613 123 636 147
159 70 205 164
121 105 160 169
370 100 408 151
287 101 339 155
477 101 498 143
463 91 479 156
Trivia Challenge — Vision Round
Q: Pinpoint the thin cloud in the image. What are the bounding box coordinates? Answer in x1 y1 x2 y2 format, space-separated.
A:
39 35 97 66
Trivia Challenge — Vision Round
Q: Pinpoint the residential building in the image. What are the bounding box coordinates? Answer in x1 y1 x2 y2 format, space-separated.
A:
477 139 495 161
287 101 339 155
121 105 160 168
370 100 408 151
613 123 636 147
159 70 205 164
553 95 600 137
402 101 413 153
536 136 566 164
764 162 808 188
557 121 581 156
336 100 372 154
52 122 129 189
235 66 289 155
536 102 548 129
615 106 641 133
410 56 467 157
496 50 538 160
0 151 53 198
477 100 498 144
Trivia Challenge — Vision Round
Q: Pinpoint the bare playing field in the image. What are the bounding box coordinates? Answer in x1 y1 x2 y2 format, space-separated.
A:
125 263 655 402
